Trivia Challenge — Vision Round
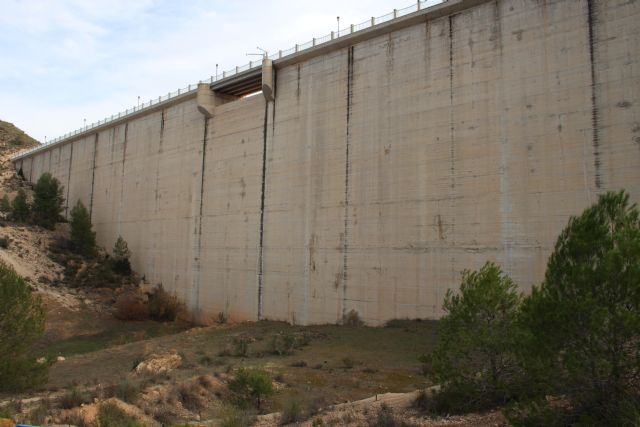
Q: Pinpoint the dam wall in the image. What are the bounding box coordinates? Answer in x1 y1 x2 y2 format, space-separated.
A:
13 0 640 325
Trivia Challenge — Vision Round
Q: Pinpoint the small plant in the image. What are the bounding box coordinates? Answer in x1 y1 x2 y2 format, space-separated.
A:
28 400 50 425
343 309 364 326
69 200 95 256
342 357 356 369
217 311 228 324
280 397 303 425
217 402 255 427
0 195 10 213
98 402 143 427
268 333 296 355
0 236 9 249
228 368 274 410
111 236 132 275
103 379 140 403
114 293 149 321
312 417 324 426
59 388 90 409
232 336 250 357
31 172 64 229
10 189 29 222
148 285 183 322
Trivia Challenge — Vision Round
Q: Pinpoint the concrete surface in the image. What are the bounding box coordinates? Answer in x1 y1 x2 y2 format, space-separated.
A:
13 0 640 325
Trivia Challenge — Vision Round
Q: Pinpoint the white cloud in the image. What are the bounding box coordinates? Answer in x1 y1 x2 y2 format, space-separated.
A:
0 0 430 141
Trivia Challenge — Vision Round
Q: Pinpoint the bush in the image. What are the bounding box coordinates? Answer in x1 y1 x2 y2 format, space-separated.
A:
228 368 273 410
148 285 183 322
268 333 296 356
31 172 64 229
419 261 523 413
0 261 47 392
114 293 149 321
280 397 303 425
517 190 640 425
0 236 9 249
217 402 255 427
69 200 95 256
343 309 364 326
59 388 91 409
98 402 143 427
111 236 132 275
0 195 10 213
10 189 29 222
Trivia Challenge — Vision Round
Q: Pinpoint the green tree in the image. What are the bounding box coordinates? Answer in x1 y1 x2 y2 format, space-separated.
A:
0 195 10 213
10 188 30 222
31 173 64 229
70 200 95 256
419 262 523 413
228 368 273 410
519 190 640 424
0 261 47 392
111 236 131 275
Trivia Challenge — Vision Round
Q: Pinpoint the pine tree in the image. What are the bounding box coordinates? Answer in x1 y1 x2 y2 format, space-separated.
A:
0 261 47 392
111 236 131 275
10 189 30 222
32 173 64 229
70 200 95 256
0 195 10 213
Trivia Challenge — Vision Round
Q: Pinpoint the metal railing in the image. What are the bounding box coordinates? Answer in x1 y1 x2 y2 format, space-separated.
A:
13 0 444 160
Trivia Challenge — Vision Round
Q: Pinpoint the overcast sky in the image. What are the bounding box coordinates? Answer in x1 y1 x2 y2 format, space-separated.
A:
0 0 441 142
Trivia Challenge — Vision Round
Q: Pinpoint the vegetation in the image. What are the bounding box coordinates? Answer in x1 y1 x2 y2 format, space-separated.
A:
0 195 10 213
515 190 640 425
228 368 274 410
419 190 640 425
98 402 143 427
111 236 132 275
10 188 29 222
419 262 523 413
31 172 64 229
0 261 47 392
69 200 95 256
148 285 184 322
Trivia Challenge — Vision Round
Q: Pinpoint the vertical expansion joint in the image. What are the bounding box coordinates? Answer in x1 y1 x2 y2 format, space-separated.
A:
65 143 74 218
257 99 270 320
342 45 355 320
89 134 98 220
193 117 210 321
586 0 602 189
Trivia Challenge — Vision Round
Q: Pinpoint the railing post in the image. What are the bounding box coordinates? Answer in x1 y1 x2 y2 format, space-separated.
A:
350 24 354 33
223 71 226 78
417 0 420 10
250 60 253 68
279 49 282 58
312 37 316 46
331 31 334 40
236 66 239 73
295 44 298 52
371 17 375 26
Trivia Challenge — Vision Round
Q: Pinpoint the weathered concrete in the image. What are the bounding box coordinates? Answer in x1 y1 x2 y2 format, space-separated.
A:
12 0 640 325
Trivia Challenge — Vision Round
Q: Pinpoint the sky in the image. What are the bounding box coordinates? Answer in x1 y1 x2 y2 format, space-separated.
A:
0 0 433 142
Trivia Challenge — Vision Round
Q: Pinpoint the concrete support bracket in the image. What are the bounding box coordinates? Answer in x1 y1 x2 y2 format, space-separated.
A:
197 83 227 118
262 58 275 102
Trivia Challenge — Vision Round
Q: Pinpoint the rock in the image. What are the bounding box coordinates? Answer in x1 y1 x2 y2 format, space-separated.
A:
135 353 182 376
56 356 65 362
36 356 46 364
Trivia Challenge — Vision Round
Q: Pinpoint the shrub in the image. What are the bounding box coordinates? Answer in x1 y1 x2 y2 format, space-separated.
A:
148 285 183 322
217 402 255 427
59 388 90 409
111 236 132 275
98 402 143 427
0 261 47 392
419 261 523 413
0 195 10 213
31 172 64 229
343 309 364 326
517 190 640 425
0 236 9 249
228 368 273 410
103 379 141 403
367 403 415 427
10 189 29 222
114 293 149 321
232 336 250 357
69 200 95 256
268 333 295 356
280 397 303 425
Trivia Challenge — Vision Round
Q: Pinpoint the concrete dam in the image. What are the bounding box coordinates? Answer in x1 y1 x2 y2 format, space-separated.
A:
12 0 640 325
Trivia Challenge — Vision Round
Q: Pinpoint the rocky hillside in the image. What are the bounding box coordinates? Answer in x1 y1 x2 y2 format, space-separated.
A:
0 120 39 194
